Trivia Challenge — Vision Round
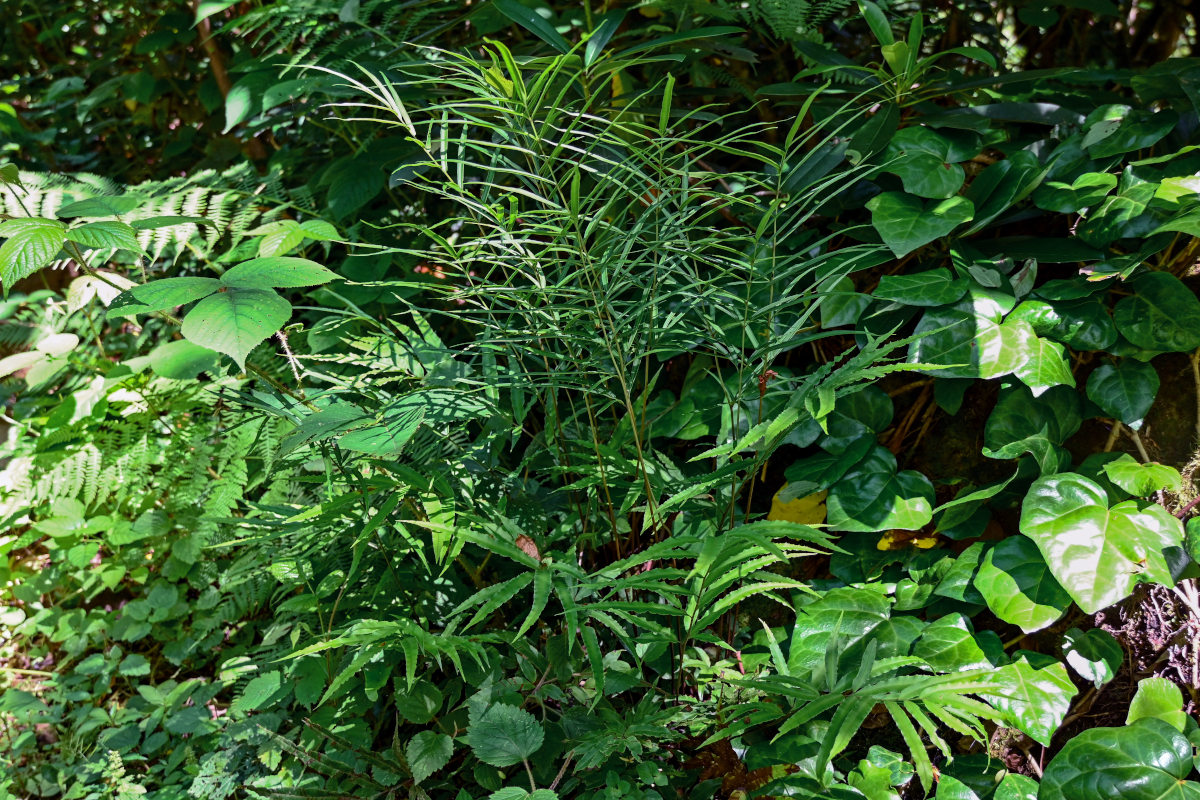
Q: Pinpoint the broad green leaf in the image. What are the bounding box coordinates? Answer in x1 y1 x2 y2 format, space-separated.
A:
980 655 1075 745
1086 360 1158 429
1013 333 1074 396
0 217 66 286
866 193 974 257
149 339 221 380
1114 271 1200 352
406 731 453 784
66 220 142 253
181 288 291 369
1041 718 1200 800
873 268 969 307
1032 172 1117 213
788 586 891 678
1089 109 1177 158
993 773 1038 800
1127 677 1187 731
108 277 221 319
826 446 934 532
1102 453 1181 495
911 613 995 672
1007 297 1117 351
466 703 544 767
221 256 338 289
883 128 964 198
974 537 1070 633
909 300 1031 380
338 403 425 457
1062 628 1122 688
1020 473 1183 613
982 384 1080 473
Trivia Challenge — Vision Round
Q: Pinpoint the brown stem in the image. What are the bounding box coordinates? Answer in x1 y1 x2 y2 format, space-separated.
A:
192 1 268 160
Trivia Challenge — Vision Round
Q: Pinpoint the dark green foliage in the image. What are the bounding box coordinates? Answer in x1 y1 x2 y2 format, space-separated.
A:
4 2 1200 800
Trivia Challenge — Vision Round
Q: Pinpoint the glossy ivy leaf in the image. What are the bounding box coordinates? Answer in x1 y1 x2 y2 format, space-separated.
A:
407 731 453 785
220 256 339 289
1076 180 1164 249
820 276 872 328
1086 360 1159 429
1062 627 1122 688
1013 333 1074 396
1032 171 1117 213
1114 271 1200 352
882 127 965 198
1102 453 1181 496
982 384 1080 473
1040 718 1200 800
962 149 1046 235
1007 297 1117 351
908 300 1031 380
974 536 1071 633
0 217 66 286
911 612 996 672
872 268 969 307
466 703 544 768
980 654 1076 746
108 277 222 319
993 773 1038 800
1020 473 1183 613
826 445 935 532
866 193 974 257
787 586 891 678
181 288 292 369
1127 677 1187 731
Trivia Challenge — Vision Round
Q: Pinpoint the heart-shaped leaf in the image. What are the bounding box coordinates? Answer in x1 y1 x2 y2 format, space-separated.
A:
1113 272 1200 352
975 536 1071 633
181 288 291 369
1086 360 1159 429
1013 334 1075 396
826 446 934 532
980 654 1075 746
1127 677 1186 731
866 193 974 257
1062 628 1122 688
1041 718 1200 800
1102 453 1181 495
873 268 969 307
1019 473 1183 613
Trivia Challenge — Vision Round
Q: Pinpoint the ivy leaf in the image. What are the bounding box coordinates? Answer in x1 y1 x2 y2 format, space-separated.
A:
826 446 934 532
911 613 996 672
873 268 969 307
1020 473 1183 613
974 536 1071 633
980 655 1076 746
181 288 291 369
220 256 339 289
1040 718 1200 800
466 703 544 768
1062 628 1122 689
866 193 974 257
1101 453 1181 496
1013 333 1075 397
1127 677 1187 731
994 773 1038 800
406 731 453 785
1086 360 1158 429
0 217 67 286
882 127 965 199
1032 171 1117 213
1113 272 1200 352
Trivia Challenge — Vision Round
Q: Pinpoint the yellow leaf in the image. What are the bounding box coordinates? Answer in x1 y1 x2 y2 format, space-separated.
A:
768 485 827 525
877 530 940 550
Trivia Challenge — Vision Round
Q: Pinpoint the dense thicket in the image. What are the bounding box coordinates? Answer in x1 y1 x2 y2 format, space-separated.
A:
3 2 1200 799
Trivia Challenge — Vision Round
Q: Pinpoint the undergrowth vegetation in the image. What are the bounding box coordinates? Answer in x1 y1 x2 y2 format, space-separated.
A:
4 1 1200 799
